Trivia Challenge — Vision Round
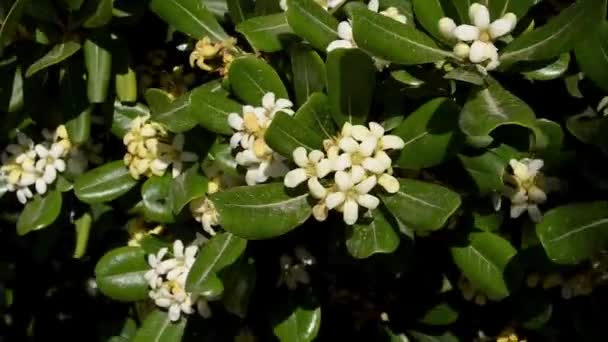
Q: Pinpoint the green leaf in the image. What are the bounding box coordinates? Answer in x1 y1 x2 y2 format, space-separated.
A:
443 67 485 86
412 0 448 43
290 44 326 106
286 0 339 51
419 303 458 326
227 0 255 24
170 166 208 214
74 160 138 204
25 42 81 77
575 20 608 92
293 92 336 140
380 178 461 232
145 88 173 114
228 56 288 105
186 232 247 296
83 0 113 28
149 0 228 41
206 142 239 176
488 0 536 19
210 183 312 239
326 48 375 126
17 190 62 236
458 144 519 195
65 106 92 144
141 175 175 223
112 101 149 138
451 232 518 300
221 259 256 318
84 34 112 103
191 88 242 135
236 13 294 52
346 208 400 259
536 201 608 265
151 89 199 133
273 304 321 342
265 112 324 158
392 70 425 87
73 212 92 259
522 53 570 81
499 0 601 67
350 4 452 65
0 0 28 55
394 98 462 170
459 78 539 144
95 246 149 302
132 309 186 342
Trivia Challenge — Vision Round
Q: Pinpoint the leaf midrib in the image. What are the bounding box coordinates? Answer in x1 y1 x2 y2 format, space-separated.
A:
544 217 608 244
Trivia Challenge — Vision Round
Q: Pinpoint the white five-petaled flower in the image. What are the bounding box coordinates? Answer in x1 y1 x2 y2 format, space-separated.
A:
501 158 548 222
190 197 220 236
33 143 66 195
284 147 332 192
325 170 380 225
439 3 517 70
261 92 295 119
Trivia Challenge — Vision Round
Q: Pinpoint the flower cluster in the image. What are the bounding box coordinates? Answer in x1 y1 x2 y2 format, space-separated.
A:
327 0 407 53
1 125 98 204
144 240 210 321
496 158 552 223
284 122 404 225
277 246 316 290
189 37 238 75
123 116 198 180
228 92 294 185
439 3 517 70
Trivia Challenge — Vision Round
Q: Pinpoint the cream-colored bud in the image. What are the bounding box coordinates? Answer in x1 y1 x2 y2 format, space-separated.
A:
453 42 470 59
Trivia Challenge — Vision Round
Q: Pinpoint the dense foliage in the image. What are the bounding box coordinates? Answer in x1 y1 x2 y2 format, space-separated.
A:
1 0 608 341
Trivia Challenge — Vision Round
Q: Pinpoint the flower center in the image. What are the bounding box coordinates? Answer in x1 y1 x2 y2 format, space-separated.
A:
479 31 491 43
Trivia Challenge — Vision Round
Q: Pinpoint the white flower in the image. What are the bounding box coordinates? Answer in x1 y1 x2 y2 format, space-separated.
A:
34 143 66 195
502 158 548 222
144 247 169 289
190 197 220 236
284 147 332 191
169 133 198 178
368 0 407 24
327 21 355 52
261 92 295 118
325 171 380 225
15 186 33 204
244 153 289 185
4 132 36 164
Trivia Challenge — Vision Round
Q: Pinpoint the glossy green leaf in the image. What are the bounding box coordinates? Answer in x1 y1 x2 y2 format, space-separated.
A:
522 53 570 81
293 92 336 140
488 0 536 19
84 34 112 103
25 41 81 77
273 304 321 342
286 0 339 51
326 48 375 126
253 0 281 15
95 246 149 301
191 88 241 135
170 166 208 214
459 79 539 144
500 0 601 67
150 0 228 41
221 259 256 318
346 208 400 259
65 106 92 144
115 65 137 103
236 13 294 52
145 88 173 115
412 0 447 42
350 4 452 65
228 56 288 105
83 0 113 28
419 303 458 326
458 144 519 194
575 20 608 92
451 232 517 300
391 70 425 87
73 212 92 259
141 174 174 223
394 98 461 170
0 0 28 54
186 232 247 296
151 89 199 133
112 101 149 138
74 160 138 204
265 112 324 158
290 44 326 106
17 190 62 236
132 309 186 342
380 178 461 232
206 142 239 176
444 67 485 86
227 0 255 24
536 201 608 265
211 183 312 239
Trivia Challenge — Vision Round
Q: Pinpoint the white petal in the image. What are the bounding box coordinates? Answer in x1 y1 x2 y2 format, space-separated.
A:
339 137 359 153
469 40 490 63
359 137 378 157
312 203 328 221
375 151 392 170
262 92 276 110
35 179 47 195
172 133 185 150
452 25 480 42
337 21 353 41
343 199 358 225
315 159 332 178
453 42 471 58
510 203 527 218
43 166 57 184
292 147 309 167
235 149 260 165
362 157 386 174
155 297 172 308
16 189 27 204
438 17 456 39
369 122 385 138
173 240 184 258
381 135 405 150
527 205 543 223
334 171 353 191
527 159 544 173
284 168 308 188
35 144 49 158
172 162 182 178
186 247 200 261
349 165 366 184
341 122 353 137
367 0 379 12
275 98 293 111
54 159 66 172
325 192 346 209
19 172 36 186
169 305 181 321
308 150 324 163
308 177 327 199
469 3 490 29
333 153 352 171
50 144 65 158
357 194 379 209
229 133 244 149
489 17 513 39
327 39 352 52
528 186 547 203
355 176 377 194
351 125 371 141
378 174 399 193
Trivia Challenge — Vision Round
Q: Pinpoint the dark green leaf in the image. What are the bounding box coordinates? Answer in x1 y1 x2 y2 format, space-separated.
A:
412 0 448 42
65 106 92 144
0 0 28 55
575 20 608 92
443 67 485 86
293 92 336 140
74 160 138 204
458 144 519 194
391 70 425 87
191 87 242 135
489 0 536 19
419 303 458 326
265 112 324 158
273 304 321 342
132 309 186 342
95 246 149 301
536 201 608 265
25 42 81 77
211 183 312 239
221 259 256 318
73 212 92 259
141 174 175 223
84 34 112 103
286 0 339 51
227 0 255 24
170 166 208 214
290 44 326 106
228 56 288 105
236 13 294 52
83 0 113 28
151 89 199 133
346 208 400 259
150 0 229 40
17 190 62 236
112 101 149 138
522 53 570 81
